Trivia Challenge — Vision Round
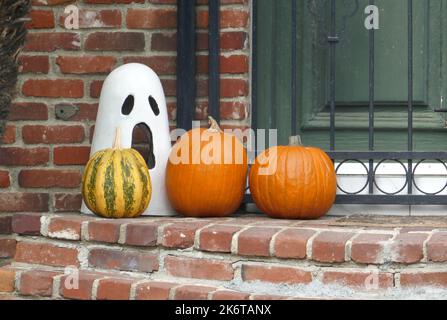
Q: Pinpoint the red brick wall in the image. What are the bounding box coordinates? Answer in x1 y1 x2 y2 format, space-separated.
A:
0 0 251 214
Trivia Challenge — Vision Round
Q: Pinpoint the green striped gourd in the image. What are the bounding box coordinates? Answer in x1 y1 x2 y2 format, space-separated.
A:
82 127 152 218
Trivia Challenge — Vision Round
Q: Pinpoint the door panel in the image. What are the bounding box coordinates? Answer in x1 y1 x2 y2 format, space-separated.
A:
335 0 427 104
255 0 447 151
256 0 293 145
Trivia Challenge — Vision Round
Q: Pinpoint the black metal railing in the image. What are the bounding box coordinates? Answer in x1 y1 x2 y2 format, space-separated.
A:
176 0 196 131
251 0 447 205
177 0 447 205
177 0 220 131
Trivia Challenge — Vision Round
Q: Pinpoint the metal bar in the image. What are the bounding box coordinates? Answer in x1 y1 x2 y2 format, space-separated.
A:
407 0 414 195
336 194 447 205
291 0 297 136
407 0 414 151
326 151 447 160
269 3 277 131
176 0 196 131
368 0 375 194
208 0 220 121
251 0 258 156
329 0 337 150
245 193 447 205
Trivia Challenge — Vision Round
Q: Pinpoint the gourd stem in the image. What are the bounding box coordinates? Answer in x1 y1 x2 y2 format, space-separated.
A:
208 116 222 132
289 135 303 146
113 127 121 149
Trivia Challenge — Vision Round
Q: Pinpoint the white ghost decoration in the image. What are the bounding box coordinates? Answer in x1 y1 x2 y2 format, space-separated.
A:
81 63 176 216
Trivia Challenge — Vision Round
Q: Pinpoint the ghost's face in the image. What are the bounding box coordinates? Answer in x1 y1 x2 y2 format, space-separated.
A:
118 90 159 169
83 63 175 216
91 63 171 165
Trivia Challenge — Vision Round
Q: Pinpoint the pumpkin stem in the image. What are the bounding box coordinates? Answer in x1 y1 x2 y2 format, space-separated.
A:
289 135 303 146
113 127 122 149
208 116 222 132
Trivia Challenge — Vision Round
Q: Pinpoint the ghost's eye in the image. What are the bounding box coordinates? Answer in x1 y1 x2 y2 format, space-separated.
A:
148 96 160 116
121 95 134 115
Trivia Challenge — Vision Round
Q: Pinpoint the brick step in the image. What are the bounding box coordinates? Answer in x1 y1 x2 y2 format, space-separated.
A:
7 213 447 267
10 212 447 265
0 264 328 300
3 213 447 299
2 263 447 300
0 294 29 300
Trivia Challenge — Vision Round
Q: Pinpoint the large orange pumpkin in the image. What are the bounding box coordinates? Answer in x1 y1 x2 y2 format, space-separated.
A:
249 136 336 219
166 117 248 217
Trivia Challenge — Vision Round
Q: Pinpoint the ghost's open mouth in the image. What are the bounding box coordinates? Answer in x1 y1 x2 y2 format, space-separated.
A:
132 122 155 170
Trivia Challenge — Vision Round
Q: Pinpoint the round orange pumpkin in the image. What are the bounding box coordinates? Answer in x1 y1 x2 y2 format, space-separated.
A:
166 117 248 217
249 136 336 219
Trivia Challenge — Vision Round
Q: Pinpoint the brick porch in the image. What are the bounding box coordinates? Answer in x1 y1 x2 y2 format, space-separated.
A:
1 212 447 300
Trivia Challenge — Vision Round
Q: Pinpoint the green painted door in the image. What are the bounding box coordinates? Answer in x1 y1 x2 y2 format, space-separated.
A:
255 0 447 151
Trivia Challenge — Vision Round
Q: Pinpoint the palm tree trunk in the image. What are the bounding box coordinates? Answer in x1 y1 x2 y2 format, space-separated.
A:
0 0 31 139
